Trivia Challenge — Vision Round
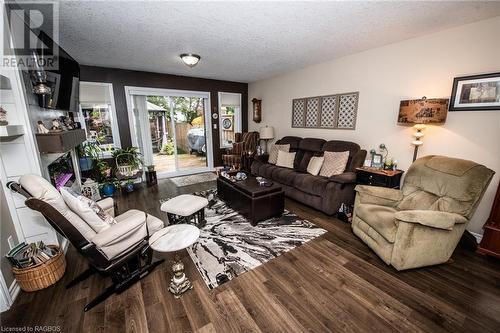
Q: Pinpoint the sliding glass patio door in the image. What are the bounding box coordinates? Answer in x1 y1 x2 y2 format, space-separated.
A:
126 87 212 178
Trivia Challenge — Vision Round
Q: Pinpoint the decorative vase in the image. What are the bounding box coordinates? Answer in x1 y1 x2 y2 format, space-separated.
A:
102 183 116 197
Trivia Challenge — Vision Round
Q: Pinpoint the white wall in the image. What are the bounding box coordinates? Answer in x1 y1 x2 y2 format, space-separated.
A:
249 16 500 234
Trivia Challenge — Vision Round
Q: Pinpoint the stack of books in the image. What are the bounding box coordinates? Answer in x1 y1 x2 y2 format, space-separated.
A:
5 241 57 269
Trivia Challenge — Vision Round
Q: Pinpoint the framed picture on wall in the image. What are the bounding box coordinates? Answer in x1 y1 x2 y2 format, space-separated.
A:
449 72 500 111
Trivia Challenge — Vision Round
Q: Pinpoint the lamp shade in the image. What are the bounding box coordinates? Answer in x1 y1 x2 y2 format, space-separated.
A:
259 126 274 139
397 97 449 125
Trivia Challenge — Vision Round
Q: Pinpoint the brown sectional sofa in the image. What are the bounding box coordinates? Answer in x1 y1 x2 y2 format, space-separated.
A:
251 136 367 215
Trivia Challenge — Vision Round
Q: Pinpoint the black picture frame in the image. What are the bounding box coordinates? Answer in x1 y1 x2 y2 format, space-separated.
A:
449 72 500 111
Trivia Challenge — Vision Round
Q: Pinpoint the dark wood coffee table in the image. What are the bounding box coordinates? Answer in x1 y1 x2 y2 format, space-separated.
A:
217 175 284 226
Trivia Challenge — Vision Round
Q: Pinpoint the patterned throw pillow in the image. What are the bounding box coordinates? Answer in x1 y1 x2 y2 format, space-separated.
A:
319 151 350 177
268 144 290 164
276 151 296 169
60 187 117 233
307 156 324 176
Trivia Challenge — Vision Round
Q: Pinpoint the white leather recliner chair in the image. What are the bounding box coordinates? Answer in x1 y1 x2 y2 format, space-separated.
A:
8 174 165 312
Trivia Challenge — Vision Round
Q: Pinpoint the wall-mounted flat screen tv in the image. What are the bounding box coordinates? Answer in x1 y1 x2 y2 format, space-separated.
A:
33 31 80 112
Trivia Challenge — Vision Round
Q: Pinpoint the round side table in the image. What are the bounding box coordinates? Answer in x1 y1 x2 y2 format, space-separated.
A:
149 224 200 298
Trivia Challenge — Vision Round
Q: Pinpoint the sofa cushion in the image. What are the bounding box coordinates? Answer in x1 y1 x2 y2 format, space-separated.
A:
292 173 329 196
323 140 361 171
294 138 325 171
319 151 349 177
294 151 313 171
268 144 290 164
276 151 295 169
307 156 324 176
259 163 279 179
271 167 297 186
355 204 398 243
276 136 302 151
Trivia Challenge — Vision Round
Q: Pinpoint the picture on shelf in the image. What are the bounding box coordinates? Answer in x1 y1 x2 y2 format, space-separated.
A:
450 72 500 111
371 153 383 168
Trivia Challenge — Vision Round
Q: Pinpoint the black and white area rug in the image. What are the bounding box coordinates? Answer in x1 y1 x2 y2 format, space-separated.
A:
162 189 327 290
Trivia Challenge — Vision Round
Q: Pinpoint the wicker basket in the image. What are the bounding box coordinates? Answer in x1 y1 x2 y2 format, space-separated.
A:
12 245 66 292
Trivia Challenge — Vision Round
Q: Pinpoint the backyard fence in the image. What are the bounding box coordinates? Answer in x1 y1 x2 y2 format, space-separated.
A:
174 122 191 153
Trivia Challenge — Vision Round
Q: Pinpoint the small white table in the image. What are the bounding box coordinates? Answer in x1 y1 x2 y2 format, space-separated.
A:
149 224 200 298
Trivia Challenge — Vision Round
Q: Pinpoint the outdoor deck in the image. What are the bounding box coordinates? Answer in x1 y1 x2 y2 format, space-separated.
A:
153 153 207 173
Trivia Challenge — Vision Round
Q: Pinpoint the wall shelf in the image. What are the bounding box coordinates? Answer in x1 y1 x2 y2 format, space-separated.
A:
0 125 24 141
36 129 86 154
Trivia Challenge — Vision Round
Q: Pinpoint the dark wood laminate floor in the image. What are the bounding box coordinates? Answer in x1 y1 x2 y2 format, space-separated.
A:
2 179 500 332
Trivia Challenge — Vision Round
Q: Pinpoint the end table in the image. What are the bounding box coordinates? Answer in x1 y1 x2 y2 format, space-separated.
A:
355 167 404 189
149 224 200 298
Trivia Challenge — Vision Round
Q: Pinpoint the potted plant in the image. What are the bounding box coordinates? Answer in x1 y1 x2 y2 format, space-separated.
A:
112 147 143 179
77 142 101 171
95 159 112 179
100 178 119 197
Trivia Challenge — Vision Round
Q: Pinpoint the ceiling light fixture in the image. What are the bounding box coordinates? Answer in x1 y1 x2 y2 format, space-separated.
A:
180 53 201 68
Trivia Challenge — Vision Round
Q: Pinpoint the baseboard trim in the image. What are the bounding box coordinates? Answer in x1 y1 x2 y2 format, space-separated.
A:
9 280 20 303
469 231 483 244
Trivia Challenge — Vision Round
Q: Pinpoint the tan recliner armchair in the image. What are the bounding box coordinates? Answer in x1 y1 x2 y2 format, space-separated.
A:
352 155 494 270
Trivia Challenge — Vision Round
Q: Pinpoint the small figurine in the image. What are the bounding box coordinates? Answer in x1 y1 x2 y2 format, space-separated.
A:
50 119 62 132
37 120 49 134
65 117 75 130
0 106 8 125
58 116 68 131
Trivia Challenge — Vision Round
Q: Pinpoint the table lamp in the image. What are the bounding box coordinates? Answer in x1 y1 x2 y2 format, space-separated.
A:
259 126 274 153
397 96 448 162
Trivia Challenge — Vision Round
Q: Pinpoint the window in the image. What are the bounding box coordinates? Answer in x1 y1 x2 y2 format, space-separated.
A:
79 82 120 154
218 92 241 148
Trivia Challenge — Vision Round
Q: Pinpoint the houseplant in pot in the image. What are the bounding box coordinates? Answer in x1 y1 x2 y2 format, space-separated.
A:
95 159 112 179
112 147 143 179
100 178 119 197
77 142 101 172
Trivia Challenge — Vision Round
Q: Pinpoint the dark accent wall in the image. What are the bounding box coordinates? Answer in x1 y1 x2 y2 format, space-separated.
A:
80 66 248 166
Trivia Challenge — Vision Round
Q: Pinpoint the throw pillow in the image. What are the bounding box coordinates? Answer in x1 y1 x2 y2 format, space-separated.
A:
276 151 296 169
268 144 290 164
307 156 324 176
319 151 350 177
60 187 116 233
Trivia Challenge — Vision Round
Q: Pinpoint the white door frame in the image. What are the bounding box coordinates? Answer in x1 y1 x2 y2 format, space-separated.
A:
218 92 242 148
124 86 213 178
79 81 121 153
